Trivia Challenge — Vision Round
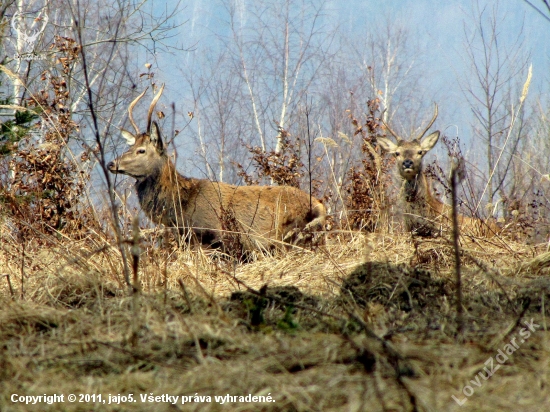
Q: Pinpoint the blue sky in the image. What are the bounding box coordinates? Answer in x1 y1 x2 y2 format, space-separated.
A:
168 0 549 82
161 0 548 115
143 0 549 178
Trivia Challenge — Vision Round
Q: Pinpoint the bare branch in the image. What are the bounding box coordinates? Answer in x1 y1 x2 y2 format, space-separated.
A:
522 0 550 23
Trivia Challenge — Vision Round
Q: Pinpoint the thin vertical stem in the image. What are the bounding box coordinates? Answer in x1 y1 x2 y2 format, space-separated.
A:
451 164 464 339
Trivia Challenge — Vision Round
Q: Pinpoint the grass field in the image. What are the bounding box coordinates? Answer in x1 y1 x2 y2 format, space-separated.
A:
1 225 549 412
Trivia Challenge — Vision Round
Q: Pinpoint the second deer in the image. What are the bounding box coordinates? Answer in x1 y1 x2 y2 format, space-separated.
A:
377 105 496 237
108 85 326 252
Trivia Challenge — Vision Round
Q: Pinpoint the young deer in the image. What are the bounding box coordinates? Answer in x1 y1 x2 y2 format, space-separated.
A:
108 85 326 251
377 105 496 237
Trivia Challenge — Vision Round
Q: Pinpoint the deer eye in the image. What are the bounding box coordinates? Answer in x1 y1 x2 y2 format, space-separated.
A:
137 148 146 154
394 152 400 157
418 150 424 155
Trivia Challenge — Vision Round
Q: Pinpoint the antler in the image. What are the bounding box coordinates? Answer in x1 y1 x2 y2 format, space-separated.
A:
381 110 402 143
128 87 148 134
27 14 49 43
11 12 23 34
146 83 165 133
415 103 438 140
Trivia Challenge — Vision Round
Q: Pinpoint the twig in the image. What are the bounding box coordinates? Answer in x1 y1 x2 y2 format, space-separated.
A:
177 278 194 315
487 298 531 350
305 97 314 234
1 274 15 299
522 0 550 23
473 65 532 215
69 4 131 290
451 161 464 339
131 217 141 294
129 218 141 348
20 242 25 300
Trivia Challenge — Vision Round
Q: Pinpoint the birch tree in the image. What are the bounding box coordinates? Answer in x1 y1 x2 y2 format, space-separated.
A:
225 0 335 154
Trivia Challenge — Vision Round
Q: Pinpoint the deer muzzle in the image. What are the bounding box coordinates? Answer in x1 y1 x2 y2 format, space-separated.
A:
107 160 119 173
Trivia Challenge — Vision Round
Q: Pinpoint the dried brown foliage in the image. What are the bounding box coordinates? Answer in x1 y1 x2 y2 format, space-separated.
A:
426 135 550 242
0 37 92 239
425 134 469 202
219 205 246 260
236 125 305 188
342 98 393 231
500 191 550 243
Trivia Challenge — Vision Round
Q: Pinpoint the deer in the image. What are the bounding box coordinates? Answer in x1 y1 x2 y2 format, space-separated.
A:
108 85 326 252
376 104 497 238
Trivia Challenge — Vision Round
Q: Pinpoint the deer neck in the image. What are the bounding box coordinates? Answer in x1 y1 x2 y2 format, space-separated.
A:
135 158 196 224
403 173 429 203
402 172 444 216
135 158 190 191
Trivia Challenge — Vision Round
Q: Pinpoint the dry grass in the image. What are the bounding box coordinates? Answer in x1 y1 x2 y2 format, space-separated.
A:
1 225 550 411
1 26 549 411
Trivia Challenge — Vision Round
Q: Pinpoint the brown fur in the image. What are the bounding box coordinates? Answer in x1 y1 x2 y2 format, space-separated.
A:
108 122 326 250
378 109 497 238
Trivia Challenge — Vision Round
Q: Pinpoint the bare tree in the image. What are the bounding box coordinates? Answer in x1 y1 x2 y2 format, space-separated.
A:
181 49 249 183
225 0 336 154
0 0 183 288
461 0 530 211
348 14 429 132
178 0 338 188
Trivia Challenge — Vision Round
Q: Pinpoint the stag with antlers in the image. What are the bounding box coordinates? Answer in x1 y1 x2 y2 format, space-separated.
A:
377 105 496 237
108 85 326 252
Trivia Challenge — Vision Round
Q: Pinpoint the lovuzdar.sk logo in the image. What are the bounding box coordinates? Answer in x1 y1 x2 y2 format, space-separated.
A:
11 10 49 61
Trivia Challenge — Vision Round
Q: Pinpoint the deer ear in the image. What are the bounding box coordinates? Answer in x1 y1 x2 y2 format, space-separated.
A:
377 137 398 153
150 121 165 152
420 131 440 152
121 130 136 146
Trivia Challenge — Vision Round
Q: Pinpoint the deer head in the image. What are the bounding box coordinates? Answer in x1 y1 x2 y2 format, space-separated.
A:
377 104 440 182
108 84 166 179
